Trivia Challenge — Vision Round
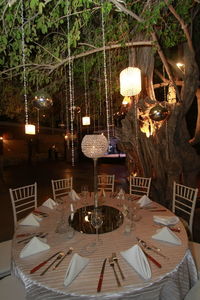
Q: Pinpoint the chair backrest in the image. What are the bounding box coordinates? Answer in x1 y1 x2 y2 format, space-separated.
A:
9 182 37 228
97 175 115 192
51 177 73 200
129 175 151 197
172 181 198 236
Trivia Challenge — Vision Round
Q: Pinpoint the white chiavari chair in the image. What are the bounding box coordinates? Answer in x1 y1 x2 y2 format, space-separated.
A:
51 177 73 201
97 174 115 192
172 182 198 238
2 183 37 279
129 175 151 197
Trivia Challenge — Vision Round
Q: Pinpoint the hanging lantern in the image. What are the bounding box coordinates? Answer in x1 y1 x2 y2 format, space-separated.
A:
167 84 176 104
81 134 108 159
32 91 53 109
82 116 91 126
25 124 36 135
149 104 169 122
122 96 131 106
120 67 141 96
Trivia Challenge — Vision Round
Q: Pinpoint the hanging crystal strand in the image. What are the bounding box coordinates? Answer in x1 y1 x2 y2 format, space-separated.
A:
98 59 102 131
163 66 170 160
101 0 110 142
21 0 28 126
83 57 88 116
64 67 69 137
67 3 75 166
134 97 139 155
108 50 114 136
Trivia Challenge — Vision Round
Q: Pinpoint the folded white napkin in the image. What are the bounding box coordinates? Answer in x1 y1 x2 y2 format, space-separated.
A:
19 213 40 227
120 245 151 280
69 189 80 201
20 236 50 258
137 195 152 207
64 253 89 287
42 198 57 209
153 215 179 226
152 226 181 245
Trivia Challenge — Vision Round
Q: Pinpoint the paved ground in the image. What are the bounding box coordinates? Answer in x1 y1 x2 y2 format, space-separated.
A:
0 157 199 243
0 157 128 242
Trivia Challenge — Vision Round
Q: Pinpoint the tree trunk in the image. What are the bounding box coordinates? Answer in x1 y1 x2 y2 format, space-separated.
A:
116 41 200 208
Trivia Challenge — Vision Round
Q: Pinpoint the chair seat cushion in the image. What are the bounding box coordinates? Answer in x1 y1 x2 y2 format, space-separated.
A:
0 240 12 278
0 275 26 300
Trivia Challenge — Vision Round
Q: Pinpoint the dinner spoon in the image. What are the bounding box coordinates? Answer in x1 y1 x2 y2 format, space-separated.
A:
40 252 65 275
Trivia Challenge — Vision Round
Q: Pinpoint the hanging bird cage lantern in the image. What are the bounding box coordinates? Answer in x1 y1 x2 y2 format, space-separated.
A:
25 124 36 135
120 67 141 96
82 116 91 126
167 84 176 104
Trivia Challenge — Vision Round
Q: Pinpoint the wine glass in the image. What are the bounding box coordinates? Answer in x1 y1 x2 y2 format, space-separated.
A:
90 208 103 245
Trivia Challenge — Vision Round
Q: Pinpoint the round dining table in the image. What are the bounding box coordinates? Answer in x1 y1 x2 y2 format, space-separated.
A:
12 193 198 300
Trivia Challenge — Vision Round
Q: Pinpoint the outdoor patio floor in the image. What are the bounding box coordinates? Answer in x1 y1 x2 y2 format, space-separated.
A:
0 157 199 243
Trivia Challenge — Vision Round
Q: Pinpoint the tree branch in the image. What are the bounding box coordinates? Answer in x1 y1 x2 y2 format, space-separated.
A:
49 41 154 74
164 0 194 54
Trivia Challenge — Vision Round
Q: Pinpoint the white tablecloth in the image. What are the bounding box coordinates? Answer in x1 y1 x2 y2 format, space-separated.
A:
12 194 198 300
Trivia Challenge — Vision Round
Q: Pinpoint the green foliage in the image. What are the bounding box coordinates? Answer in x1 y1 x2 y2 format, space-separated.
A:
0 0 196 123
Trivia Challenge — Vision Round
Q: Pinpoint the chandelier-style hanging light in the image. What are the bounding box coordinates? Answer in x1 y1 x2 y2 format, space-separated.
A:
21 0 35 135
120 67 141 96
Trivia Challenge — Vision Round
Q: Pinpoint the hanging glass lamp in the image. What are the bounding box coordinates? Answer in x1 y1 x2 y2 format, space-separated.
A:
32 91 53 109
25 124 36 135
82 116 91 126
120 67 141 96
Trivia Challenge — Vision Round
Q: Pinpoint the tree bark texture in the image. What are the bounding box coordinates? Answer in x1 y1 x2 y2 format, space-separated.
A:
116 42 200 208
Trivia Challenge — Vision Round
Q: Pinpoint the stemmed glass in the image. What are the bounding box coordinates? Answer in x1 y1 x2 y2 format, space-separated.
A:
84 208 103 254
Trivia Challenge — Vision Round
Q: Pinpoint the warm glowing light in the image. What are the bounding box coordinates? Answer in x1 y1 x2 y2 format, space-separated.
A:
122 96 131 105
140 122 152 138
25 124 36 135
82 116 91 126
167 84 176 103
120 67 141 96
0 136 3 140
176 62 185 73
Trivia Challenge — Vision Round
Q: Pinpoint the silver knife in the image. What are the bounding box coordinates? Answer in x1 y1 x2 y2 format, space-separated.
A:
136 237 168 259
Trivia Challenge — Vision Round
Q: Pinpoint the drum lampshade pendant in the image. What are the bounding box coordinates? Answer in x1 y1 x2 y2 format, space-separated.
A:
82 116 91 126
25 124 36 135
120 67 141 96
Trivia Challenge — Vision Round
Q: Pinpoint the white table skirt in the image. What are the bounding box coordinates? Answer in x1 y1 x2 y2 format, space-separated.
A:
12 194 198 300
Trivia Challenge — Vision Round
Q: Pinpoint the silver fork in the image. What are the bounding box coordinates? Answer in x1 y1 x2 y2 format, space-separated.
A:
112 252 125 280
40 252 65 275
108 257 121 287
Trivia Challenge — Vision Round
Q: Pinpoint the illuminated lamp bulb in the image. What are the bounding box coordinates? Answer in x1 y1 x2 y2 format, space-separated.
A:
122 96 131 105
82 116 91 126
25 124 36 135
120 67 141 96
